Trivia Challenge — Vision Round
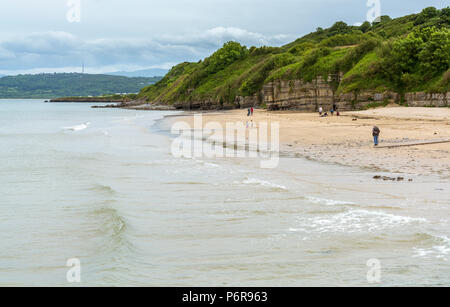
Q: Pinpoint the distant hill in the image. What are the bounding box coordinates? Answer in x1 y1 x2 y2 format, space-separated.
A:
0 73 162 99
107 68 168 78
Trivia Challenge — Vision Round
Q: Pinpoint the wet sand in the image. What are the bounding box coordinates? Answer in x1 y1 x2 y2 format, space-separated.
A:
169 106 450 176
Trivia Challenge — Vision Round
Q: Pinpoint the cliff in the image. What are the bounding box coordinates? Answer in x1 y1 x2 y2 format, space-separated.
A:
165 76 448 111
263 77 448 111
136 7 449 111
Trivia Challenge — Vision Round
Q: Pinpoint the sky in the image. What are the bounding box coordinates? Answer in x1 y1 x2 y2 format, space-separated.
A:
0 0 447 75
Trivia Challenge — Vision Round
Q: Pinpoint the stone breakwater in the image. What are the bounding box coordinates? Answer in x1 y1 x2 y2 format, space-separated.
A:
92 98 177 110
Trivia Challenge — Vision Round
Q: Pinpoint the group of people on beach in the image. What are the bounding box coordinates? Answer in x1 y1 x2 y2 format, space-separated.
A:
318 104 339 117
244 105 381 146
245 107 255 128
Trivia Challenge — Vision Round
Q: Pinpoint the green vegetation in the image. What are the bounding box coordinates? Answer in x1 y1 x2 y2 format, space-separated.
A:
364 99 391 110
138 7 449 106
0 73 162 99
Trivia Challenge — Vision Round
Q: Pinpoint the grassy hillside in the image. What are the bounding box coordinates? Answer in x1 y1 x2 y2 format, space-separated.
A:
0 73 162 99
138 7 449 106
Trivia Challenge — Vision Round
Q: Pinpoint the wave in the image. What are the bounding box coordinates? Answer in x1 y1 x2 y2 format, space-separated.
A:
413 235 450 260
89 184 117 195
87 205 127 238
237 177 287 191
62 122 90 132
111 114 146 124
87 205 135 255
202 162 221 168
306 196 356 206
165 181 207 185
290 209 426 234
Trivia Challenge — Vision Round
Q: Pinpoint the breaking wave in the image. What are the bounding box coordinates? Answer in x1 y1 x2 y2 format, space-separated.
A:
413 235 450 261
290 209 426 234
238 177 287 191
306 196 356 206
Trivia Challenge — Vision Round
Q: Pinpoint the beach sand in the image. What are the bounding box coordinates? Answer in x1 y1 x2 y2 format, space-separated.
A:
168 106 450 177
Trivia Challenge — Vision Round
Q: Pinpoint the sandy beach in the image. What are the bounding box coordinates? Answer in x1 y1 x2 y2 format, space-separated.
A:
168 106 450 177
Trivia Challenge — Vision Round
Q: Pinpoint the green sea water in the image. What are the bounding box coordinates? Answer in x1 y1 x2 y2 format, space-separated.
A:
0 99 448 286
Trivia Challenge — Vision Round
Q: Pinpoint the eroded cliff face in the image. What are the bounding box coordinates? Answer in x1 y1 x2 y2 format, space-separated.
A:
263 77 448 111
263 77 335 111
405 92 450 107
166 76 448 111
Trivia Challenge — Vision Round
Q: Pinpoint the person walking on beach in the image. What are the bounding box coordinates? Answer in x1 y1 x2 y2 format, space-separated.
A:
372 126 381 146
247 108 251 117
251 107 254 116
318 106 323 116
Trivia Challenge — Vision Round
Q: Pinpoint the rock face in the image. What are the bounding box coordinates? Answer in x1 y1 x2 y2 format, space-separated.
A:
149 75 448 111
405 92 449 107
235 94 260 109
262 77 448 111
264 77 335 111
172 100 238 110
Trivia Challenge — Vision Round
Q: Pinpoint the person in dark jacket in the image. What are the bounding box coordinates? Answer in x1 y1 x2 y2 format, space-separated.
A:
372 126 381 146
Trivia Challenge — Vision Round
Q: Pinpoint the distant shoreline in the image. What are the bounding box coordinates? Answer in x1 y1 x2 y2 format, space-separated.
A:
49 97 125 103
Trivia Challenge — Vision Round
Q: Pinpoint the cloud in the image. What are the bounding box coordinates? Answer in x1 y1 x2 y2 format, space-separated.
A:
0 28 294 74
158 27 294 49
0 46 16 60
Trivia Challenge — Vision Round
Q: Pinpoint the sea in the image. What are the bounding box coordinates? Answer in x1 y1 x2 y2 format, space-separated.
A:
0 99 448 286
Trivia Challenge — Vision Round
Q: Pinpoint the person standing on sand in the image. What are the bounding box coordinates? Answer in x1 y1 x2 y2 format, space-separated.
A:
251 107 254 116
319 107 323 116
247 108 251 117
373 126 381 146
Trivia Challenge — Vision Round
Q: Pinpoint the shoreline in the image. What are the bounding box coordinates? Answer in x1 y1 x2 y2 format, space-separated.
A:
159 106 450 177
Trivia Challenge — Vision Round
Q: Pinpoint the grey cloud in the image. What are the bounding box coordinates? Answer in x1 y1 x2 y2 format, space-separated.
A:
158 27 294 49
1 0 446 74
0 27 294 74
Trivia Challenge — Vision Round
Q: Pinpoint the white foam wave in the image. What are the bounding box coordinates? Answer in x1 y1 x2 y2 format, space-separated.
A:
203 162 220 168
239 177 287 190
306 196 355 206
63 122 90 132
413 235 450 261
291 209 426 234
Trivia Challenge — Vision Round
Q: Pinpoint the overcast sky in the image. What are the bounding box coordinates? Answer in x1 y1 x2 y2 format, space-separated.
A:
0 0 447 75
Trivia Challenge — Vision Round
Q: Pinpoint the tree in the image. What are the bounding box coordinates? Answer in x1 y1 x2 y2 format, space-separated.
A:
329 21 349 35
422 7 439 18
204 42 249 74
378 15 392 23
438 7 450 26
418 28 450 76
414 7 439 25
378 27 450 90
360 21 371 33
441 7 450 18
